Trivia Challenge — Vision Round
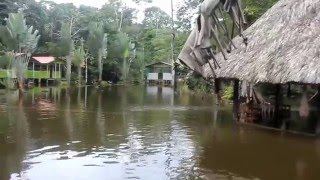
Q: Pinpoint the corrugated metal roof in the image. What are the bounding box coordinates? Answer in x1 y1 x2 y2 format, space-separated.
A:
145 61 172 67
32 56 55 64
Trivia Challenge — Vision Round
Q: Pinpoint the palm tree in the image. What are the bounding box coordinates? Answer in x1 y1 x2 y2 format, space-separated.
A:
136 47 145 82
87 22 108 85
116 32 130 84
0 12 40 92
73 40 86 85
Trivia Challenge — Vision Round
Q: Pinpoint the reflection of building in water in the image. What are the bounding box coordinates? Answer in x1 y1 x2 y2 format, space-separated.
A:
146 86 174 105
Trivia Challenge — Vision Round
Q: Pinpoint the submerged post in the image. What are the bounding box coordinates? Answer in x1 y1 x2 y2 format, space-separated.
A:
233 79 240 121
287 83 291 98
274 84 282 127
214 78 221 105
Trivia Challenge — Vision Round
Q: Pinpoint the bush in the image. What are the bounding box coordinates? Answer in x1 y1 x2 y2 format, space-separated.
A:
186 72 213 93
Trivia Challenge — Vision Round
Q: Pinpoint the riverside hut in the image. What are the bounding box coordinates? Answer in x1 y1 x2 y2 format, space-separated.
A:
146 61 173 86
221 0 319 134
29 56 62 85
178 0 320 134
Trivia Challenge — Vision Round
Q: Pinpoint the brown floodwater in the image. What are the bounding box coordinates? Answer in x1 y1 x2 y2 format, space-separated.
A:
0 86 319 180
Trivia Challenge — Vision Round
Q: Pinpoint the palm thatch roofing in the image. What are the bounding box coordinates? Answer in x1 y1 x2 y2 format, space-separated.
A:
203 0 320 84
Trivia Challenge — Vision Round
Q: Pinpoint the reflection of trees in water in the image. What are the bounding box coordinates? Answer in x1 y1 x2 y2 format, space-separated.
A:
95 91 106 144
120 86 207 179
0 92 30 179
63 88 74 141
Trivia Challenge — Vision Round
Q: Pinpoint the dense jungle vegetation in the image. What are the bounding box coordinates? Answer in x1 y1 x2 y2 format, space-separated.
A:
0 0 278 91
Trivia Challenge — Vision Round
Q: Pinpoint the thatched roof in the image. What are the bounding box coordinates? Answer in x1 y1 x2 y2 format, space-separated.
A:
203 0 320 84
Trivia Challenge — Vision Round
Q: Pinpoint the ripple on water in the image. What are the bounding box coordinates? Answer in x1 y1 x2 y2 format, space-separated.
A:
28 145 60 153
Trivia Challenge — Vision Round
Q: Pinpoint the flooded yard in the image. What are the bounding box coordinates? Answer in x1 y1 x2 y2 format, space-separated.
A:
0 86 319 180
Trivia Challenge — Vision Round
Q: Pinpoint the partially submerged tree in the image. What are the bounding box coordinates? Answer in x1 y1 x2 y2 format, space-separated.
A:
73 40 86 85
135 48 145 81
0 12 40 91
87 22 108 84
115 32 130 83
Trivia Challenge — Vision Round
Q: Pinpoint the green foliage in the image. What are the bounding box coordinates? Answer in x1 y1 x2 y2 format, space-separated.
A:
87 22 108 82
186 72 213 93
0 0 277 87
0 12 40 53
0 51 13 69
243 0 279 24
48 22 72 57
87 22 107 58
222 86 234 100
0 11 40 90
143 6 170 29
73 42 85 67
0 0 22 25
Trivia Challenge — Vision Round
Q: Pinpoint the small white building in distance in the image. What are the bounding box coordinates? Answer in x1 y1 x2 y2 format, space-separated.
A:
146 61 173 86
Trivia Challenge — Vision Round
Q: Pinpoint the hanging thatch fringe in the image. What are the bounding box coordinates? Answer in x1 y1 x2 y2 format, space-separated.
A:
178 0 247 79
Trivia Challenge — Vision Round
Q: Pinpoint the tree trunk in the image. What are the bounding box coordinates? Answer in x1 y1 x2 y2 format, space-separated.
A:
66 55 72 86
122 57 127 84
18 79 24 96
98 50 103 85
141 68 144 83
78 66 82 86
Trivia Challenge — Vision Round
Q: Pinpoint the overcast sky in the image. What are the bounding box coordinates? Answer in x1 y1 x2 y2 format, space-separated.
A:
44 0 182 21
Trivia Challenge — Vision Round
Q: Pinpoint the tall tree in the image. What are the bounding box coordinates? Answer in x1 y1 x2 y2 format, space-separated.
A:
143 7 170 29
176 0 203 31
87 22 108 84
73 40 86 85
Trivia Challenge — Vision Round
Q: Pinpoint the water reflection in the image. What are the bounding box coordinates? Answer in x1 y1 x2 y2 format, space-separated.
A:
0 86 319 180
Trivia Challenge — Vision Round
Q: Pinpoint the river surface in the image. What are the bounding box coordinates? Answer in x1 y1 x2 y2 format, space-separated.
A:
0 86 319 180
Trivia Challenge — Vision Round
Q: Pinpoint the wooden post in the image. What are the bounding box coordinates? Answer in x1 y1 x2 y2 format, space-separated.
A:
233 79 240 121
214 78 221 105
85 57 88 84
59 64 61 79
54 63 57 79
46 64 49 78
287 83 291 98
39 65 42 86
32 62 35 79
274 84 282 127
